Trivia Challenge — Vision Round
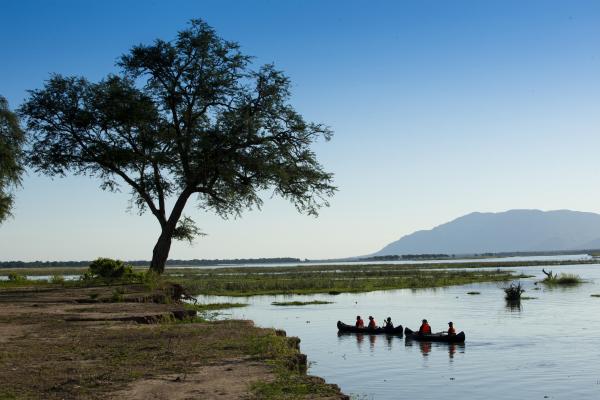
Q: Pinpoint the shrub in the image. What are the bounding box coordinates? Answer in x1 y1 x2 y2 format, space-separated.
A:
111 287 126 302
50 274 65 284
7 272 27 283
88 258 134 279
504 282 524 300
542 273 583 286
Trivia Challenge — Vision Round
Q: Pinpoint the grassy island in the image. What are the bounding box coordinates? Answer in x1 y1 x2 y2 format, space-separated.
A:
164 263 528 296
272 300 334 306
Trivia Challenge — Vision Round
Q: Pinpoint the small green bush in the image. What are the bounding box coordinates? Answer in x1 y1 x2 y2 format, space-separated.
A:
7 272 27 283
50 274 65 284
89 258 133 279
111 287 126 302
141 270 160 289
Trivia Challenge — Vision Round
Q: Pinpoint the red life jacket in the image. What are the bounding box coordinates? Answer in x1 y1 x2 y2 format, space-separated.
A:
356 319 364 328
420 323 431 334
368 319 377 329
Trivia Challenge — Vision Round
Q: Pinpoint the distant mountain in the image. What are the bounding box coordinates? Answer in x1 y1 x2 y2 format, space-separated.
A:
373 209 600 256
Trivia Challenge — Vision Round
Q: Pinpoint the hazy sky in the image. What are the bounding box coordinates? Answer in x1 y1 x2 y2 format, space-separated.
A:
1 0 600 261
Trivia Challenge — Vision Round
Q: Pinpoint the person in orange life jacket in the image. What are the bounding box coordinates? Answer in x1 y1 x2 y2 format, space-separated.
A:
368 316 377 329
419 319 432 334
355 315 364 328
447 321 456 335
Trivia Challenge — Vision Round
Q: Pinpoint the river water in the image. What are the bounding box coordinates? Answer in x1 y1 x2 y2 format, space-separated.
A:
196 263 600 399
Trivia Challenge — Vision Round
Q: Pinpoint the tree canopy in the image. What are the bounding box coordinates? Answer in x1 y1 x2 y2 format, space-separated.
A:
20 19 336 272
0 96 25 223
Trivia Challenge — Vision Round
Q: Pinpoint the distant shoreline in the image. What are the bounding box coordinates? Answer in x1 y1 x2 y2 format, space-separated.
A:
0 250 596 269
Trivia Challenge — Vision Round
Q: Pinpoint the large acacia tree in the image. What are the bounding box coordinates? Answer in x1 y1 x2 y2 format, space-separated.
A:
0 96 24 224
20 20 336 273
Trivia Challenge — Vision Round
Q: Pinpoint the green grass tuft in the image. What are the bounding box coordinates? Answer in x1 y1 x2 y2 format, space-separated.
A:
542 273 584 286
271 300 333 306
183 302 248 311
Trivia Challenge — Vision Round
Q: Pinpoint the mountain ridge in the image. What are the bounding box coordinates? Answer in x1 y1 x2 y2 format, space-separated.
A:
373 209 600 256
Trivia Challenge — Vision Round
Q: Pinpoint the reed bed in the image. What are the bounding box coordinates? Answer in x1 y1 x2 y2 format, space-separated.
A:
168 266 522 296
542 273 584 286
272 300 333 306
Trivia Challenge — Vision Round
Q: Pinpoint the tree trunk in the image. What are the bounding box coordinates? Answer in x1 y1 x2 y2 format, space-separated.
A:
150 230 173 274
149 189 193 274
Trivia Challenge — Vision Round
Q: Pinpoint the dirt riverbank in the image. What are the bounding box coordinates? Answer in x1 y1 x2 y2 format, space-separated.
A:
0 284 347 399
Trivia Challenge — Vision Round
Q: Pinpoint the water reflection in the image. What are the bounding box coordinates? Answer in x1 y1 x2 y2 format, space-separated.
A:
404 340 466 360
337 332 400 352
385 334 393 350
448 342 456 359
355 333 364 350
419 341 432 356
448 343 466 359
505 299 522 312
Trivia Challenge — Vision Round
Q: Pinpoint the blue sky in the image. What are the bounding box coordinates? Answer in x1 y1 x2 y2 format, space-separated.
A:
1 0 600 261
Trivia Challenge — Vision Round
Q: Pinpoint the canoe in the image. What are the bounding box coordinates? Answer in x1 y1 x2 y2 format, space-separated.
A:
337 320 404 335
404 327 465 343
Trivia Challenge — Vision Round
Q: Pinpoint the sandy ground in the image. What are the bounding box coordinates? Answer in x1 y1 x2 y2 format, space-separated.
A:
111 357 273 400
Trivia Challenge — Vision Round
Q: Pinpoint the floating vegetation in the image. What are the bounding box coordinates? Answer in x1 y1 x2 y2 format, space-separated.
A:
466 291 481 295
271 300 333 306
590 294 600 298
521 296 537 300
184 303 248 311
503 282 525 301
542 269 584 286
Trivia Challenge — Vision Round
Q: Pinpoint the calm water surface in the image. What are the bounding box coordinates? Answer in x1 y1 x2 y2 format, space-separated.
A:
172 253 591 269
197 263 600 399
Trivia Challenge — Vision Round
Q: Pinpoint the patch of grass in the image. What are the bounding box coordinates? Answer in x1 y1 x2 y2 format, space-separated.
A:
183 302 248 311
180 303 248 322
521 296 537 300
168 264 523 296
271 301 333 306
466 291 481 295
590 294 600 297
251 373 339 399
111 287 126 302
247 334 339 399
542 273 584 286
0 275 48 288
